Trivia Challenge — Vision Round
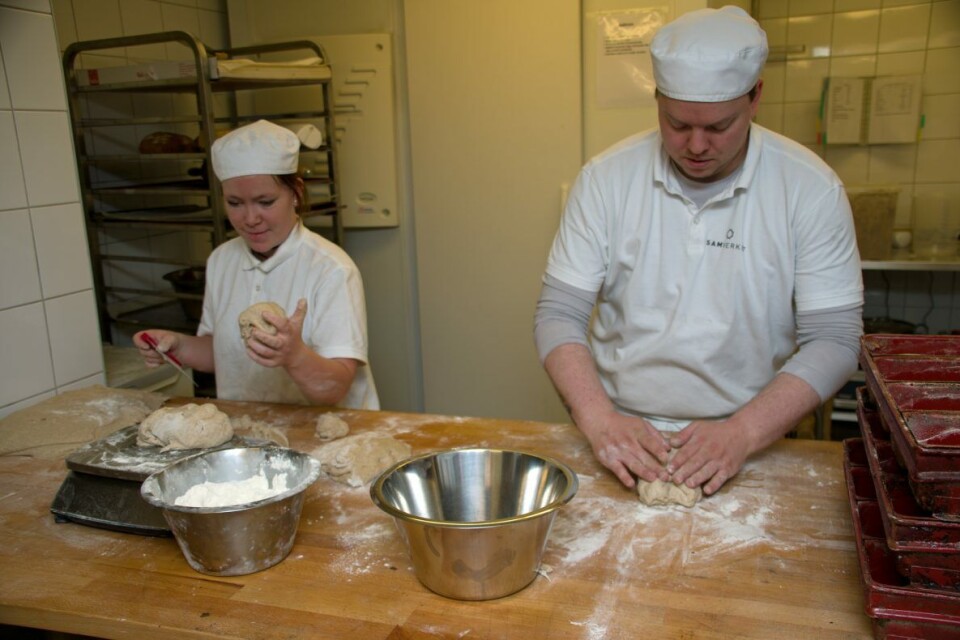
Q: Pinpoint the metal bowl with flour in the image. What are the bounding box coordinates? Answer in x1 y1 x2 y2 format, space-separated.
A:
141 446 320 576
370 448 578 600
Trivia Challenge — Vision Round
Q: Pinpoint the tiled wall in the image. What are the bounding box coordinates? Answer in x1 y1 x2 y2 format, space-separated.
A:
0 0 103 418
754 0 960 334
0 0 228 418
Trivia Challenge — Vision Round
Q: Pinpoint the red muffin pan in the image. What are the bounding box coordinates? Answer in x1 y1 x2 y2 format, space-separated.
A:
843 440 960 637
860 334 960 518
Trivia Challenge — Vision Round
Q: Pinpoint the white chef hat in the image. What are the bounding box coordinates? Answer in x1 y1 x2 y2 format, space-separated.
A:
651 6 768 102
211 119 300 181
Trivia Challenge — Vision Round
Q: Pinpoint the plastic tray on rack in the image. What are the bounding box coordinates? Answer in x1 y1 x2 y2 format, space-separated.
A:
843 440 960 638
860 335 960 518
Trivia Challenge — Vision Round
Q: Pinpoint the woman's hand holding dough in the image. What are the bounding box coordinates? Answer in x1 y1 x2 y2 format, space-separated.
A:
242 298 308 369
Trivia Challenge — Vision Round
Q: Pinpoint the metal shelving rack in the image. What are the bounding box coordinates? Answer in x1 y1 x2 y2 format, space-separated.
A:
63 31 343 342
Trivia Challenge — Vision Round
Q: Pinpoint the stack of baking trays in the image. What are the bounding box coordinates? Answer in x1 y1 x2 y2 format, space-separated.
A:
844 334 960 638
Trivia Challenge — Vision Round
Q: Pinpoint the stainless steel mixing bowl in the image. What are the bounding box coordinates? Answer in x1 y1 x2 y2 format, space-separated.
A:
141 446 321 576
370 448 578 600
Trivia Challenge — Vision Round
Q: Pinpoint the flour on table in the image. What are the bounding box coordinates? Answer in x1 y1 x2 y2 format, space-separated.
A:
0 385 165 459
315 413 350 441
137 403 234 452
174 469 289 508
314 433 411 487
238 301 286 342
231 414 289 447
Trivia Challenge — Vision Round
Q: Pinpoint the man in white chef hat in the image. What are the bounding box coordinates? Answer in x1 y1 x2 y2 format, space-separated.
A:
535 6 863 497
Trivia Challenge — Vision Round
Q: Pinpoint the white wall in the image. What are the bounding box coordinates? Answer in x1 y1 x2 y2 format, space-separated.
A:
0 0 102 418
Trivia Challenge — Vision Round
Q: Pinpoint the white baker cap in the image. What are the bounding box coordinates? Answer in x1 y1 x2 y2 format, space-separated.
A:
651 6 768 102
211 119 300 181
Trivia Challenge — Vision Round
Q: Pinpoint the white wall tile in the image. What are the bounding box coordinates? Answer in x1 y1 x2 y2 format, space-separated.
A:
868 144 918 183
825 146 871 184
790 0 834 15
784 58 830 102
0 111 28 210
837 0 882 10
0 302 55 405
782 101 820 144
74 0 123 43
31 203 93 298
760 61 786 102
924 47 960 95
787 14 834 58
0 7 67 111
0 50 10 110
929 0 960 48
0 0 50 12
758 0 789 19
0 209 42 309
916 138 960 183
15 110 80 206
876 50 926 75
922 93 960 139
832 10 880 56
761 18 788 49
160 3 201 60
120 0 167 61
755 103 784 131
50 0 77 51
829 54 877 76
198 7 228 50
878 4 931 53
45 290 103 385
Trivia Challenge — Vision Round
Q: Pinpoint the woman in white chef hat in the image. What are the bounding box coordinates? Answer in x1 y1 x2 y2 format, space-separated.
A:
535 7 862 495
134 119 379 410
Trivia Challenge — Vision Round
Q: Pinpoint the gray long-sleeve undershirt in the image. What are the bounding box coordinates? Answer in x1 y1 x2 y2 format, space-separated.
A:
533 274 862 402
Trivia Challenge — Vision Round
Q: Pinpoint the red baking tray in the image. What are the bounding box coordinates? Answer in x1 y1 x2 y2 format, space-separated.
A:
844 441 960 638
860 335 960 518
849 422 960 592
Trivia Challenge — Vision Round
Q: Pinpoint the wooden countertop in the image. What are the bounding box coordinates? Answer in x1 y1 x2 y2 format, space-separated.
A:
0 398 873 639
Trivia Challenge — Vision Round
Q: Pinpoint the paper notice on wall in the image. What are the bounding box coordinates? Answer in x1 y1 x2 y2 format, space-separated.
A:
867 75 923 144
594 8 667 108
821 74 922 145
823 77 866 145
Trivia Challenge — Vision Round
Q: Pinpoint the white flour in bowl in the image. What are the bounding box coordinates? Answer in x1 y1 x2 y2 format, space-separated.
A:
174 470 289 508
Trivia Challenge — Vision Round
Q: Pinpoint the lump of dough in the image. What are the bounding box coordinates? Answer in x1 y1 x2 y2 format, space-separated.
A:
315 413 350 441
636 478 702 508
136 403 234 452
238 301 286 342
635 445 702 508
314 432 411 487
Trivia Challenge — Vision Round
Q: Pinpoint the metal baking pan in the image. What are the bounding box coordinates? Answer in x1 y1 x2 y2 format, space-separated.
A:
50 471 171 536
844 442 960 632
849 429 960 592
860 336 960 518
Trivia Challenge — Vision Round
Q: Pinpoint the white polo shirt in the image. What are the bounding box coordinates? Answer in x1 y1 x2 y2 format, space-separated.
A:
199 222 379 410
546 124 862 421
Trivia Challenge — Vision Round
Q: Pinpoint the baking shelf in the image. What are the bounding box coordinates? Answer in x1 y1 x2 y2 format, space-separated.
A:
64 30 344 342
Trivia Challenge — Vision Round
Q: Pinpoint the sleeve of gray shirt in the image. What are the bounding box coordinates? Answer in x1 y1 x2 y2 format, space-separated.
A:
780 302 863 402
535 273 863 402
533 274 596 364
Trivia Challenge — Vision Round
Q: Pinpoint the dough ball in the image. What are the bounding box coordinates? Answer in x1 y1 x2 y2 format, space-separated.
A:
314 433 411 487
636 478 702 508
634 442 702 508
315 413 350 441
136 403 234 452
238 301 286 342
